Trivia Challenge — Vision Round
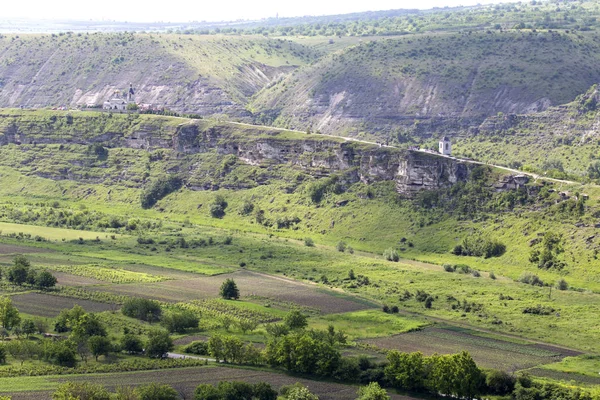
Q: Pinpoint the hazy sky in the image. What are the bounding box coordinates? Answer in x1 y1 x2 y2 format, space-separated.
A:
4 0 515 22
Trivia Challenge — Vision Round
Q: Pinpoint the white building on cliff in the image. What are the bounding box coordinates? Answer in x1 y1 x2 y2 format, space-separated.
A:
439 136 451 155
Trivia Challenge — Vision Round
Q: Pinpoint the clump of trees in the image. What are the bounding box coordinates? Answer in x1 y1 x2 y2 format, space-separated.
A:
121 298 162 322
6 255 57 289
452 234 506 258
529 232 566 270
383 248 399 262
140 175 182 209
210 195 228 218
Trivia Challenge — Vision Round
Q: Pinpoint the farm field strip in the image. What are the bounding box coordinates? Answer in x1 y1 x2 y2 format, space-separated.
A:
10 292 115 317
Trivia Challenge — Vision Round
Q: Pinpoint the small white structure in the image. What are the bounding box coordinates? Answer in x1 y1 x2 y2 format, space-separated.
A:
103 98 127 110
439 136 451 155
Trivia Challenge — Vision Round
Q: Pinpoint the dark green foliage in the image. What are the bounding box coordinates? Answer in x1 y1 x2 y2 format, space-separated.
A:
35 270 57 289
283 309 308 330
529 232 566 270
307 176 340 203
21 320 36 338
46 340 78 367
8 255 31 285
522 305 555 315
160 310 199 333
210 195 228 218
87 144 109 160
485 369 516 395
588 161 600 179
513 376 592 400
184 341 209 355
140 175 182 209
54 305 85 333
194 381 277 400
556 278 569 290
453 233 506 258
219 278 240 300
336 241 346 252
121 298 162 322
120 333 143 354
304 237 315 247
519 273 544 287
72 313 107 338
238 200 255 216
52 382 110 400
146 330 174 358
89 335 111 361
385 351 425 391
0 344 6 364
136 383 179 400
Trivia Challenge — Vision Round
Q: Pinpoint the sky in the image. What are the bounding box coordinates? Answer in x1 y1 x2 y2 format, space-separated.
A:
3 0 516 22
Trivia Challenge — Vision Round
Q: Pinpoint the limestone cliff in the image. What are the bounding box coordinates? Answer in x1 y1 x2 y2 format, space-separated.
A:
0 111 471 195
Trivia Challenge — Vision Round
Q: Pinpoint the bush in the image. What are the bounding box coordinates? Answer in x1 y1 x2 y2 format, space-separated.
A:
161 310 199 333
184 341 209 355
485 369 516 395
52 382 110 400
519 273 544 287
304 237 315 247
443 264 455 272
383 248 399 262
36 270 57 289
121 298 162 322
146 330 174 358
556 278 569 290
210 195 228 218
523 305 555 315
336 241 347 252
284 310 308 330
140 175 182 209
136 383 178 400
454 234 506 258
489 271 496 280
120 334 143 354
239 200 255 216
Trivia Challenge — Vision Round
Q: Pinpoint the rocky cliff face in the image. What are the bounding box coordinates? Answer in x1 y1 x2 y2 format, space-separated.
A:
0 111 471 195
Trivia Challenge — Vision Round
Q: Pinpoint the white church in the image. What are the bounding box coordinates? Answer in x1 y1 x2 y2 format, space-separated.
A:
103 84 135 111
439 136 451 155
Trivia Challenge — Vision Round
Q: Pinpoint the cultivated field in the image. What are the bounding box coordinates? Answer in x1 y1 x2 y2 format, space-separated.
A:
11 293 115 317
362 327 575 371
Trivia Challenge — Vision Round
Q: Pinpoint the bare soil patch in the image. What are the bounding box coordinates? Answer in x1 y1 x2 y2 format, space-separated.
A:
11 293 114 317
0 243 52 255
51 271 104 286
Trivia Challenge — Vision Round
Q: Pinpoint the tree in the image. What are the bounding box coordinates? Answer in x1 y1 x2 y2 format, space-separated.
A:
0 344 6 364
121 333 143 354
356 382 390 400
8 255 30 286
219 278 240 300
35 270 57 289
21 319 36 338
136 383 178 400
0 296 21 338
89 335 111 361
210 195 228 218
237 318 258 334
280 383 319 400
146 330 173 358
284 310 308 330
52 382 110 400
385 351 425 391
72 313 107 339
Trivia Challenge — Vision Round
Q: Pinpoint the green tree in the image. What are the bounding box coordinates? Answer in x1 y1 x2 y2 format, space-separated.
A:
146 330 173 358
136 383 178 400
35 270 57 289
21 319 36 338
72 313 107 339
210 195 228 218
120 333 143 354
0 343 6 364
52 382 110 400
219 278 240 300
8 255 30 286
356 382 390 400
280 383 319 400
89 335 111 361
385 351 425 391
0 296 21 338
284 310 308 330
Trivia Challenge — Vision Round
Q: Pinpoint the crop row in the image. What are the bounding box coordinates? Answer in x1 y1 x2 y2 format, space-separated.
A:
178 299 280 325
48 264 168 284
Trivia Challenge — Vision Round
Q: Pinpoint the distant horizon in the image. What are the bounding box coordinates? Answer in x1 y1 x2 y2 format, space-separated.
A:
4 0 519 24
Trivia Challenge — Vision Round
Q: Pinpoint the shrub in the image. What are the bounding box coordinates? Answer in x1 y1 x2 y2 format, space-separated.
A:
383 248 399 262
336 241 347 252
121 298 162 322
239 200 255 216
36 270 57 289
184 341 209 355
52 382 110 400
136 383 178 400
455 234 506 258
210 195 228 218
472 270 481 278
140 175 182 209
556 278 569 290
304 237 315 247
284 310 308 330
443 264 455 272
519 273 544 287
161 310 199 333
146 330 174 358
485 369 516 395
120 334 143 354
489 271 496 280
522 305 555 315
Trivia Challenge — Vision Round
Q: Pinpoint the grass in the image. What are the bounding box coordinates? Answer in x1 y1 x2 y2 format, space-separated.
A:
310 309 427 340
